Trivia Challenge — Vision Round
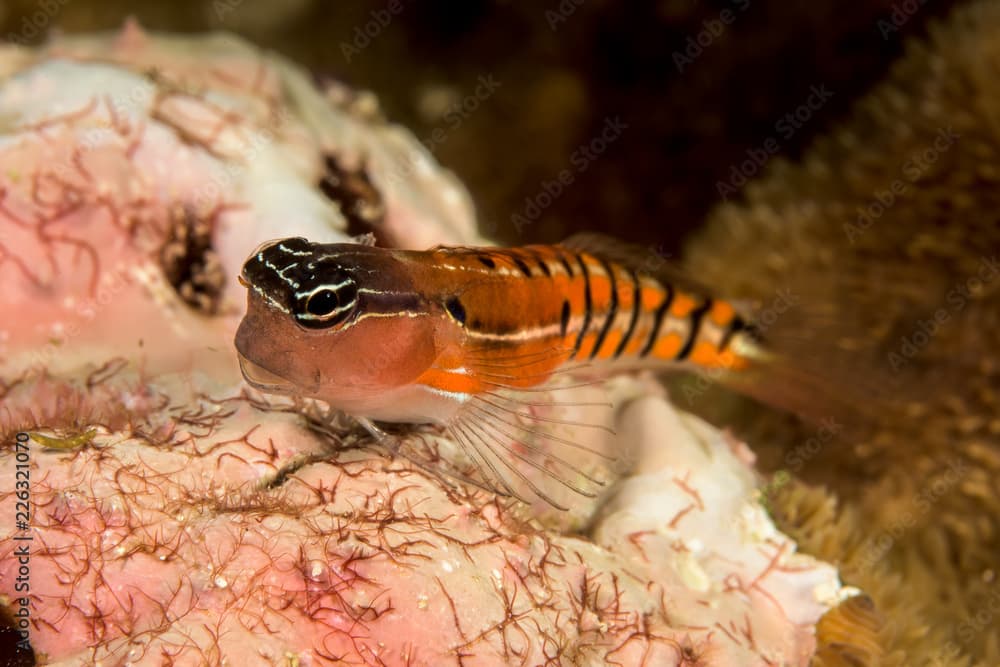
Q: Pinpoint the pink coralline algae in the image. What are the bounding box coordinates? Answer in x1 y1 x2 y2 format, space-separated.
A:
1 22 859 666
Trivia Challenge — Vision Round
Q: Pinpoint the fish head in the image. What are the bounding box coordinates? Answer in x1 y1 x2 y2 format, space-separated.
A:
234 237 439 409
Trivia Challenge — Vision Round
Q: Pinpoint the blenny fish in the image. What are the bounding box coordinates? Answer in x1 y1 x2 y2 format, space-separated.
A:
234 234 766 508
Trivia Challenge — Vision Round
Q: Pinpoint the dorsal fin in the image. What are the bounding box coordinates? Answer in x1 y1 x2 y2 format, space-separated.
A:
559 232 748 307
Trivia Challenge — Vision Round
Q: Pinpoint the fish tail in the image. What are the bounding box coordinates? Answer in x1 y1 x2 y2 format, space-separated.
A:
704 297 895 431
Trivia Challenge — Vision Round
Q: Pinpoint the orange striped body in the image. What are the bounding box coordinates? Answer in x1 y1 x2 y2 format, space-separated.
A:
235 237 757 424
404 243 754 399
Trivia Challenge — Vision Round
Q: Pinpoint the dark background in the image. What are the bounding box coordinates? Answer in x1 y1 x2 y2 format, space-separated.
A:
0 0 963 255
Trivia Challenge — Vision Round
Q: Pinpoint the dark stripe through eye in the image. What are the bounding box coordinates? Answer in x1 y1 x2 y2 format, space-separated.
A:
446 296 467 325
298 280 358 329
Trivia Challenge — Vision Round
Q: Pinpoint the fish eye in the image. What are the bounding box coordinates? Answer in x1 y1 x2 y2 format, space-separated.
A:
297 282 358 329
306 289 341 316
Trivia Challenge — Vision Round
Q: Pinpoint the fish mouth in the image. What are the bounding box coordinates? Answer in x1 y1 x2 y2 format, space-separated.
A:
237 354 298 394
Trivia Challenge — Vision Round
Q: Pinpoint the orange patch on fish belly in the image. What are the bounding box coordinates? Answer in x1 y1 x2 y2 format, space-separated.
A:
596 330 624 359
576 332 600 359
689 341 749 370
415 367 484 395
650 331 684 360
